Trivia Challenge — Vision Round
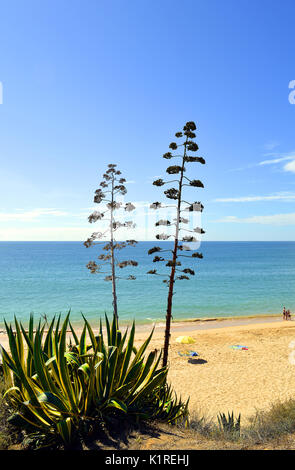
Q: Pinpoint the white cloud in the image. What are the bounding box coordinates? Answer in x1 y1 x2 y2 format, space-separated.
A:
283 160 295 174
0 200 203 240
228 151 295 173
0 208 68 222
0 226 89 241
258 152 295 173
214 194 295 203
259 156 294 166
0 224 166 241
215 213 295 226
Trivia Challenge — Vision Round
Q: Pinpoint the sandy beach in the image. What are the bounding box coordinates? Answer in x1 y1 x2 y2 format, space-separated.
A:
135 316 295 421
1 315 295 422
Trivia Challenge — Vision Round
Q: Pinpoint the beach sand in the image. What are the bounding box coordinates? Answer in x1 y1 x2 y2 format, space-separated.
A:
1 315 295 422
136 317 295 421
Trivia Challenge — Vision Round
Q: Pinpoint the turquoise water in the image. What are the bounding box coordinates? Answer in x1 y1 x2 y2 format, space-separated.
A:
0 241 294 327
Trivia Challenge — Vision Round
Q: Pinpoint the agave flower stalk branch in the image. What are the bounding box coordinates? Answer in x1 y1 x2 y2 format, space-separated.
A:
85 164 137 321
110 173 118 320
149 122 205 368
162 137 188 367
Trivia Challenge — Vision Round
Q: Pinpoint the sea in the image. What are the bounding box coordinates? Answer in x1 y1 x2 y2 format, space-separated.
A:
0 241 294 328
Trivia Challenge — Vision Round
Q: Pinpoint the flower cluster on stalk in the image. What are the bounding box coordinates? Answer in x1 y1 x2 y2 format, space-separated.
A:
84 164 138 283
147 121 206 284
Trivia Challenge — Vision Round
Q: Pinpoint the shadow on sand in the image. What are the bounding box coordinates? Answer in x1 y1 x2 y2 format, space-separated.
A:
187 358 207 365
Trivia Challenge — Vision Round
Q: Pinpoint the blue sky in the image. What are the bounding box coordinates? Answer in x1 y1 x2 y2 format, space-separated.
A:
0 0 295 241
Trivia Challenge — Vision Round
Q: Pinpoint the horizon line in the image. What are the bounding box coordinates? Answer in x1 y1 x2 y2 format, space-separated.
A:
1 240 295 243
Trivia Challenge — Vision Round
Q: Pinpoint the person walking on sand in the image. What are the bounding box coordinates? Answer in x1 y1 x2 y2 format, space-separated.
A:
287 309 292 321
283 306 286 320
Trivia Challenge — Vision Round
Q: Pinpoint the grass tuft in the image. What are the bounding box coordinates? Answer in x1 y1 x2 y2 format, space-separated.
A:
243 399 295 444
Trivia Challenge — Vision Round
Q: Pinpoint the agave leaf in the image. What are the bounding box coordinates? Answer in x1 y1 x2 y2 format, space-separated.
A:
54 313 78 413
118 321 135 386
14 317 24 368
4 321 44 411
33 330 62 400
28 314 34 341
82 315 97 351
111 314 118 346
78 363 91 378
69 321 79 346
56 417 72 445
103 346 119 399
64 352 80 367
8 411 48 431
79 323 87 357
106 399 127 413
105 313 111 345
129 369 167 405
130 326 155 368
43 316 56 359
20 322 34 376
1 345 17 376
128 349 162 398
123 359 144 386
54 315 61 358
37 392 68 413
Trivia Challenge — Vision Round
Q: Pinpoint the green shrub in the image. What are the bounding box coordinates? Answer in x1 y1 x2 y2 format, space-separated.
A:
0 313 188 447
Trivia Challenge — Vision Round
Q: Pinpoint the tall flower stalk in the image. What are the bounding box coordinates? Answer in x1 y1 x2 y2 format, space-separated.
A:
84 164 137 320
148 122 205 366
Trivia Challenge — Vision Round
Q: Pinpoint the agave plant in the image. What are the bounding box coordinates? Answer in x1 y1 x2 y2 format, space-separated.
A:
217 411 241 437
0 313 188 446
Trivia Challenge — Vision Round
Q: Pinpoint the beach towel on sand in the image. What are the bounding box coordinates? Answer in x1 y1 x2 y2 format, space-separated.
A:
176 336 196 344
178 351 199 357
230 345 248 350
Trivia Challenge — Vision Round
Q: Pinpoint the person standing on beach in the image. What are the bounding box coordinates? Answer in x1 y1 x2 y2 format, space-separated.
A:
283 306 286 320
